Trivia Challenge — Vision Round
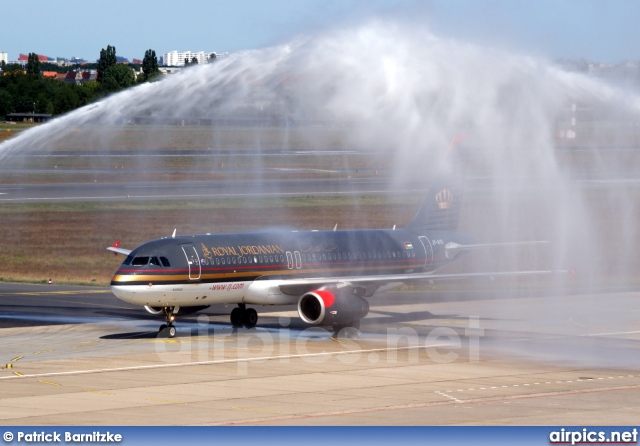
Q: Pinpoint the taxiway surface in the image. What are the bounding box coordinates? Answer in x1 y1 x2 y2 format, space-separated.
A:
1 283 639 425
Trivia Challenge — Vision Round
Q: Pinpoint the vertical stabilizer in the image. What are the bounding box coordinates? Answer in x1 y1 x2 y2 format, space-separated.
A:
405 135 466 234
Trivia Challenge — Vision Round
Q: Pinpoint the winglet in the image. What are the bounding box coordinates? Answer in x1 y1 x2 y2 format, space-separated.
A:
107 240 132 256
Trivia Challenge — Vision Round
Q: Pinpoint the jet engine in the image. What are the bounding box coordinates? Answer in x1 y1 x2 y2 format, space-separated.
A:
144 306 164 315
297 289 369 327
144 305 210 316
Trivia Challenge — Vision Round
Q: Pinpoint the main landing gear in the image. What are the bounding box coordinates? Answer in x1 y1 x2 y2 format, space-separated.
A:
331 319 361 340
158 307 178 338
230 304 258 329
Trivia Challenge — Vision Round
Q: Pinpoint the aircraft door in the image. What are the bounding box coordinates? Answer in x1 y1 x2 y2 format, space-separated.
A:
181 245 201 280
418 236 433 270
286 251 294 269
294 251 302 269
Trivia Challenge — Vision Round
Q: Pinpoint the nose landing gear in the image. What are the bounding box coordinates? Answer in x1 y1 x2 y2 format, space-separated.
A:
158 307 178 338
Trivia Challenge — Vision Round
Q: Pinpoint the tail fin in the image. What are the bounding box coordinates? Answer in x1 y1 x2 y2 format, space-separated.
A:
405 135 466 234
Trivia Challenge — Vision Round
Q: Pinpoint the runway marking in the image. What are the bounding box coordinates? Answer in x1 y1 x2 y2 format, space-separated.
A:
512 330 640 343
232 407 281 414
0 344 446 381
0 290 111 296
225 384 640 426
34 350 53 355
83 389 114 395
0 190 402 203
73 341 98 349
433 374 640 400
12 371 23 376
147 398 187 405
12 356 23 362
435 391 462 403
38 379 60 386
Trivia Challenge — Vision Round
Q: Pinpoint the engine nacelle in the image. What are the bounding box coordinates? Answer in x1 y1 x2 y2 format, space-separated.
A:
144 306 164 315
297 289 369 326
144 305 210 316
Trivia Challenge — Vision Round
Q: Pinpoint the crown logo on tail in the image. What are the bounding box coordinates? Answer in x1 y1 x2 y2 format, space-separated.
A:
435 189 453 210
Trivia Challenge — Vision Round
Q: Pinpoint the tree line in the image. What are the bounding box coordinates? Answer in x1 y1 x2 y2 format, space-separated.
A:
0 46 161 118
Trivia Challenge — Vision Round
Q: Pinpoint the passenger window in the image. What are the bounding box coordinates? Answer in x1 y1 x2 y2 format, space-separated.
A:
221 258 226 265
232 257 237 264
215 258 220 265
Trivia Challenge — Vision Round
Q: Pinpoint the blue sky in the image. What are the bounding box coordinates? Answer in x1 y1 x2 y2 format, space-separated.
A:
1 0 638 63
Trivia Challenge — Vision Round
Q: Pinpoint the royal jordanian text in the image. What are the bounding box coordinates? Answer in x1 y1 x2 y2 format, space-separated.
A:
11 431 122 443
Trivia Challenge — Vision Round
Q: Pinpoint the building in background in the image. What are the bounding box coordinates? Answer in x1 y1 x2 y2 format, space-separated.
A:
162 50 222 66
0 52 8 65
18 53 54 63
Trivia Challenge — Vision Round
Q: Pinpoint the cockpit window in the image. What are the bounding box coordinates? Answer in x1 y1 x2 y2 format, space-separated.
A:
126 255 170 267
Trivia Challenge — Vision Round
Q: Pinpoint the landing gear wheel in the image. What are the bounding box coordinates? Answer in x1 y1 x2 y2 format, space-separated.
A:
230 307 243 327
158 306 178 338
243 308 258 328
158 324 176 338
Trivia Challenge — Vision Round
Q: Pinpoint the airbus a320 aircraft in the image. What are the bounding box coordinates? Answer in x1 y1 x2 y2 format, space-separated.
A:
108 142 554 338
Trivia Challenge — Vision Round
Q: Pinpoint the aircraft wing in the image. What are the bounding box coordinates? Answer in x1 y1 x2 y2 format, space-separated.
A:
444 241 549 259
278 268 568 296
107 240 132 256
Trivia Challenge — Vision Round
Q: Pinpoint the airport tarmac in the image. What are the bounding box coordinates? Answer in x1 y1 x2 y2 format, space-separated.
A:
0 283 639 425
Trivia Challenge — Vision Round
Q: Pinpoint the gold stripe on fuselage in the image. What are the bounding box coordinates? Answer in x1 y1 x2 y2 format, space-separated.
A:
112 262 424 284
